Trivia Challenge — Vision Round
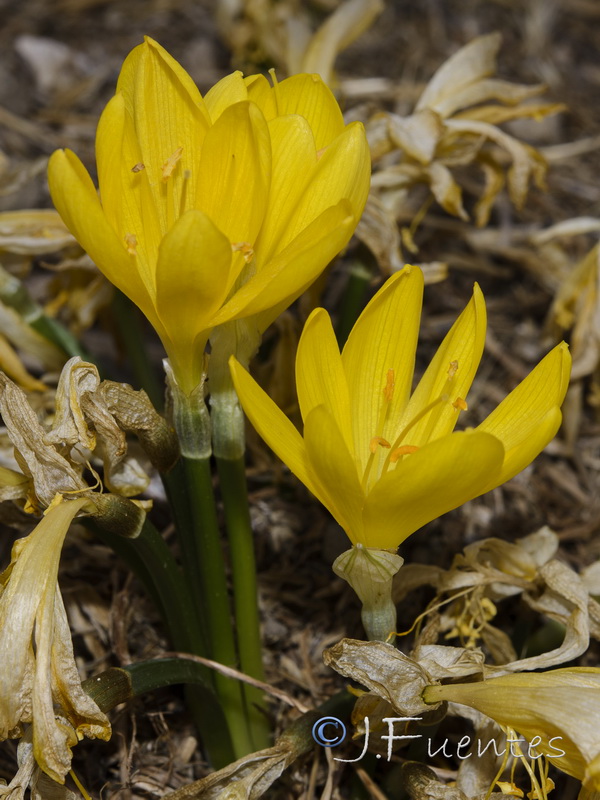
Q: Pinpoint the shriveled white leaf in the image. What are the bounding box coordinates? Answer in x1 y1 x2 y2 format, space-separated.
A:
301 0 384 83
582 562 600 597
440 78 545 118
0 334 46 392
387 109 444 164
425 162 469 219
0 372 86 508
416 33 502 115
0 210 75 255
355 195 404 273
444 118 547 207
161 713 317 800
0 499 110 782
489 560 591 674
412 644 485 680
0 300 65 372
532 217 600 245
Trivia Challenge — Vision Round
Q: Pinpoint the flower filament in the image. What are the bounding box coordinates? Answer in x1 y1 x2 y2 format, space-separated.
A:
362 361 470 491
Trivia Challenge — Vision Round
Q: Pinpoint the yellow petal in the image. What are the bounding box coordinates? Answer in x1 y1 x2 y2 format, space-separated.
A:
271 121 370 254
273 73 345 150
397 283 486 447
212 201 354 325
303 405 365 541
254 114 318 266
424 669 600 789
116 37 210 235
155 210 234 392
197 101 271 245
476 342 571 489
47 149 160 331
96 92 162 286
229 357 318 496
341 266 424 477
244 74 277 119
362 430 504 549
204 71 248 120
296 309 353 453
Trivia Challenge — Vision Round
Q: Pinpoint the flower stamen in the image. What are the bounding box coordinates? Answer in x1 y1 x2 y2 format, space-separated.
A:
178 168 191 218
161 146 183 181
124 233 137 255
369 436 391 454
361 369 395 491
232 242 255 264
389 444 419 463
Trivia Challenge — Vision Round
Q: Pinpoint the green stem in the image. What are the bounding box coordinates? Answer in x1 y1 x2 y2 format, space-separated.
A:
160 458 207 639
216 455 270 750
207 326 269 749
183 455 253 758
112 290 164 411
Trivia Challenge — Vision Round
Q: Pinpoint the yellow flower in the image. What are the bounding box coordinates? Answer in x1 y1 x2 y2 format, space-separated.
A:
230 265 570 550
423 668 600 790
0 497 110 783
48 37 370 395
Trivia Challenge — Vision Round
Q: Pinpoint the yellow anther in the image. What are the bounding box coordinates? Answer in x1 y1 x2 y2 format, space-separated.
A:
384 368 395 403
453 397 468 411
389 444 419 463
131 162 145 173
161 146 183 180
447 360 458 379
232 242 255 263
124 233 137 255
369 436 391 454
496 781 524 797
527 778 554 799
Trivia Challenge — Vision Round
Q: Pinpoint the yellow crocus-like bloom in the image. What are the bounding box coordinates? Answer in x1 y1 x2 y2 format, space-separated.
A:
48 37 370 395
0 497 110 783
230 265 571 550
423 668 600 790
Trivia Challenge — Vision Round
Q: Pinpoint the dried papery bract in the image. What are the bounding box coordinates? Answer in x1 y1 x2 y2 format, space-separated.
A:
99 379 179 472
323 639 440 718
0 359 158 514
231 266 570 637
333 545 403 641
